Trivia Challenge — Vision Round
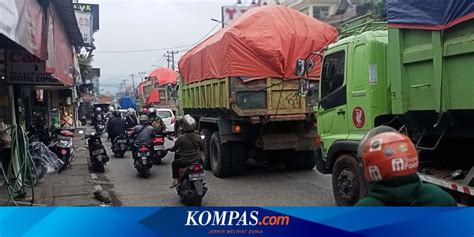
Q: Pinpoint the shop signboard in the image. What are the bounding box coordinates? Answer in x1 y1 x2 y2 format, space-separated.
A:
6 51 63 86
73 3 100 46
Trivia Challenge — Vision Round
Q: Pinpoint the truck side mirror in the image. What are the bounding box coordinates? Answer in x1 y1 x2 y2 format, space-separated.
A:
295 59 306 77
298 78 310 96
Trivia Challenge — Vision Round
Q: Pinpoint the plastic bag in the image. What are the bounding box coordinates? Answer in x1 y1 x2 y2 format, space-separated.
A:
30 141 64 175
0 119 11 145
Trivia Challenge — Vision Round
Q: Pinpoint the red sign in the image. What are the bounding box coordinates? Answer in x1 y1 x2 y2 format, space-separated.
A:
352 107 365 129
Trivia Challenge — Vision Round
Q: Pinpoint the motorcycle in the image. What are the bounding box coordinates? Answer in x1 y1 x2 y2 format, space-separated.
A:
133 143 153 177
95 123 105 134
151 134 168 165
84 132 109 173
112 133 128 158
49 129 74 172
176 160 207 206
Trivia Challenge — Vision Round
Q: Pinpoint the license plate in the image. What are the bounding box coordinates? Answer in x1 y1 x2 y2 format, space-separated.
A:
154 145 164 150
117 140 127 143
92 149 104 156
138 152 150 157
189 173 205 181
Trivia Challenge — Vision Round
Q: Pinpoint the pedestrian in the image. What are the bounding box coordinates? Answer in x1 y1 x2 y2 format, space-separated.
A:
165 114 204 188
125 108 138 130
106 111 126 149
355 126 456 206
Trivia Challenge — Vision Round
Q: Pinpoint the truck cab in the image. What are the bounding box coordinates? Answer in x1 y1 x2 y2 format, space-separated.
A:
316 30 390 206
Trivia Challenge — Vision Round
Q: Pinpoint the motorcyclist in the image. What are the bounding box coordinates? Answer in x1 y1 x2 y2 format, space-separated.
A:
106 106 115 120
129 115 155 159
92 107 104 127
105 106 115 140
125 108 138 130
165 115 204 188
355 126 456 206
148 107 166 135
106 111 126 149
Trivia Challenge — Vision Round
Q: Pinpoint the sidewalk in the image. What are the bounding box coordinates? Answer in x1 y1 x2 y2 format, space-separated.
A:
0 134 110 206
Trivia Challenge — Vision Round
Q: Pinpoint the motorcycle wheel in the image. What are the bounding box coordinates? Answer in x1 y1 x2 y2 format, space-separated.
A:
180 180 202 206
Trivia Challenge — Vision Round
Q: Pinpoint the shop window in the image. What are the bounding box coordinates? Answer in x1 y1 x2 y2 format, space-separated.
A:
313 6 330 19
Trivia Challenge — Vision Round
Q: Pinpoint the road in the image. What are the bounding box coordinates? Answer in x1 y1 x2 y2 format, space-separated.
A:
101 137 335 206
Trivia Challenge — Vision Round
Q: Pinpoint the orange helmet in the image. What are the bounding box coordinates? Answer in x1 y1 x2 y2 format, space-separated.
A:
359 127 418 182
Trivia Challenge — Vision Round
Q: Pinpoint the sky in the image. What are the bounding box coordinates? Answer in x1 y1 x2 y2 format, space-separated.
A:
80 0 240 94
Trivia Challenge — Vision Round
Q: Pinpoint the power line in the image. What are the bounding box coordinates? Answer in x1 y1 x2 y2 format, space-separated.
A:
94 23 221 54
94 44 194 54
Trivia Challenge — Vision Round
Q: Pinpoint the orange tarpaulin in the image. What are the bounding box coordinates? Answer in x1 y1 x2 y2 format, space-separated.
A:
148 67 178 86
178 5 338 84
146 89 160 104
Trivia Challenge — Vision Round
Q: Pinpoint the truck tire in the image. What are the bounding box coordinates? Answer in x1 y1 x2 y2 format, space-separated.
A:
231 142 247 175
331 154 367 206
210 132 232 178
200 129 212 170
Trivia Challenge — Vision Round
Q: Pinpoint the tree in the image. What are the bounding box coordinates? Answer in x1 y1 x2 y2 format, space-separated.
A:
78 53 94 83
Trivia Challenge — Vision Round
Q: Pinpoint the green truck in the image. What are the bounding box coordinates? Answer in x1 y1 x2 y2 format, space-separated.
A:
311 13 474 205
177 77 319 177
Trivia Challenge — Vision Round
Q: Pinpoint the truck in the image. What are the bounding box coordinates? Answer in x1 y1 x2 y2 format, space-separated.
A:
309 2 474 205
177 5 338 177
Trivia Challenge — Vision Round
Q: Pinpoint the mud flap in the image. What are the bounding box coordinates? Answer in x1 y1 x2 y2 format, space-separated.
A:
193 180 204 196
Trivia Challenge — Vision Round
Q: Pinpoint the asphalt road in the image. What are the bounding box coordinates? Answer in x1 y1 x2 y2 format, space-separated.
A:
101 137 335 206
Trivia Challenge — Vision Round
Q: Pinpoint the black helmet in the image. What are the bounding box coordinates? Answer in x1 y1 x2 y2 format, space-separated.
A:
148 107 157 118
113 111 120 117
139 115 149 125
182 114 197 132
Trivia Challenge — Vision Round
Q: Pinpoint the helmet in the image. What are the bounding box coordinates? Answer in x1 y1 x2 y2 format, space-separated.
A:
360 127 418 183
95 107 102 112
142 108 149 115
113 111 120 117
108 106 115 112
127 108 136 116
148 107 156 118
139 115 149 125
182 114 197 132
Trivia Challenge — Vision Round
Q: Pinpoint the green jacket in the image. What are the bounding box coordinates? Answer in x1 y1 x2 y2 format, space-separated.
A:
355 174 456 206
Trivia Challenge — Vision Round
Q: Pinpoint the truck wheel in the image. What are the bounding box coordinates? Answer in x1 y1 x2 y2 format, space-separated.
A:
210 132 232 178
231 143 247 175
332 154 367 206
200 129 212 170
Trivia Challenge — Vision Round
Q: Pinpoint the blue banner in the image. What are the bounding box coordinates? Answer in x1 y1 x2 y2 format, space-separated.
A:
0 207 473 236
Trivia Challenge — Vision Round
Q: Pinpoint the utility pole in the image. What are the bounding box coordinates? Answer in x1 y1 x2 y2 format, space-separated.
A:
166 50 179 71
164 54 172 68
122 79 127 95
129 74 136 98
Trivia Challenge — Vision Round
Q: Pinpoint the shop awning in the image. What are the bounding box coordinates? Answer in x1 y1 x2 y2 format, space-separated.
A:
148 67 178 86
45 3 76 86
0 0 46 59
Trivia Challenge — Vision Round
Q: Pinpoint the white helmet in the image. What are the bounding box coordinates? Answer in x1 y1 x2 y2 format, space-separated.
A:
127 108 136 116
108 106 115 112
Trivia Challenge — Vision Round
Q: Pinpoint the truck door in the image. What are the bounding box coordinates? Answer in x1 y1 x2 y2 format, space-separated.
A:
317 49 349 154
347 43 371 139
